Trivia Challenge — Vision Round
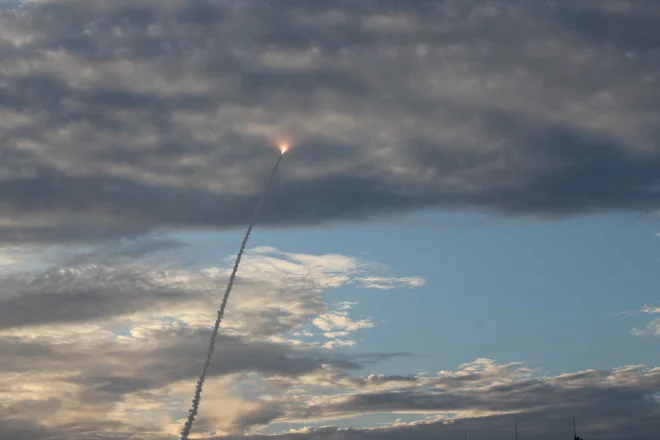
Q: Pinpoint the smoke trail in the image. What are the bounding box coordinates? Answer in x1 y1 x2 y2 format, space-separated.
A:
180 152 284 440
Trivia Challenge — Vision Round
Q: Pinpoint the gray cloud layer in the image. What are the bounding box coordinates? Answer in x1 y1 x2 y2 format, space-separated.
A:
0 0 659 243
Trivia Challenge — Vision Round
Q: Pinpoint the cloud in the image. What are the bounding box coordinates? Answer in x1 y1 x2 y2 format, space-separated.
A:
0 244 658 438
0 264 194 330
628 305 660 337
312 303 374 350
0 0 659 244
642 306 660 315
0 245 422 336
0 244 426 437
59 235 186 265
356 276 426 290
211 361 660 440
632 319 660 337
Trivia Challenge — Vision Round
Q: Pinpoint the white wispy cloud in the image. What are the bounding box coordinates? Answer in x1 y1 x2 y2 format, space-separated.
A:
642 305 660 314
632 319 660 337
355 276 426 290
627 305 660 338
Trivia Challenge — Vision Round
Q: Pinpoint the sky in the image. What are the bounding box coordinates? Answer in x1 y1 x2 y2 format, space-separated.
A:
0 0 660 439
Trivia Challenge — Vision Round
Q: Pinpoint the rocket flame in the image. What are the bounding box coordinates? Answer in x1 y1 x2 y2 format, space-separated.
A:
280 143 289 154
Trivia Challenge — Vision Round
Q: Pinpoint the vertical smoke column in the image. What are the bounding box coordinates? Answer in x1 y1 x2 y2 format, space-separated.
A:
180 149 286 440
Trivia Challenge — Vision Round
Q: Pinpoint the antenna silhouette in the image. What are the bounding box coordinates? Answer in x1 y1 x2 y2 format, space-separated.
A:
573 415 584 440
573 416 576 438
514 420 518 440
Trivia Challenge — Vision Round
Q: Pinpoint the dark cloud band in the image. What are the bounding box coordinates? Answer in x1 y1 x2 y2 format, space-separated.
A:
0 0 658 243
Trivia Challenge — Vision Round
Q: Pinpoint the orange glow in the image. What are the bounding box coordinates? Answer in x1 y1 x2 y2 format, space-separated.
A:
279 143 289 154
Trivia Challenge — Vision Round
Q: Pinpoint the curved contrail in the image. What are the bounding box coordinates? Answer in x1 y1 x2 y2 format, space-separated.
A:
180 152 285 440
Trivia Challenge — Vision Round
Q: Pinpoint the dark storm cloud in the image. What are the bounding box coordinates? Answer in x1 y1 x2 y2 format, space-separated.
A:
0 0 659 243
